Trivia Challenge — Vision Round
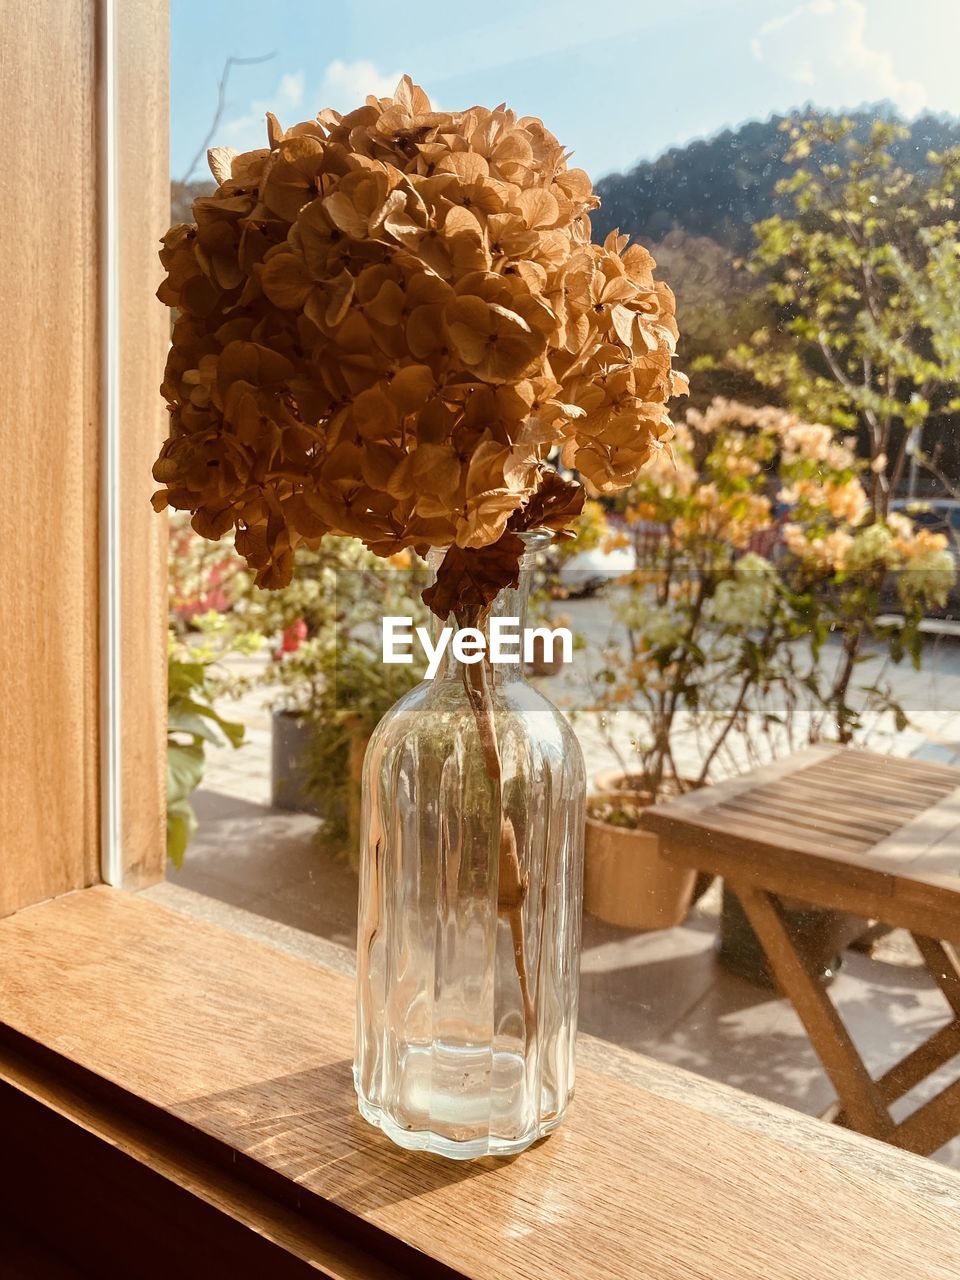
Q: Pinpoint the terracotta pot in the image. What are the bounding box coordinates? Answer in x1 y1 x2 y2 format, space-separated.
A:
590 771 715 907
593 767 642 793
594 768 701 795
584 792 697 929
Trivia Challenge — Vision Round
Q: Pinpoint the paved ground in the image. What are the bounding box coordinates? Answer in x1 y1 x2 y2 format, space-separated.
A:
170 598 960 1167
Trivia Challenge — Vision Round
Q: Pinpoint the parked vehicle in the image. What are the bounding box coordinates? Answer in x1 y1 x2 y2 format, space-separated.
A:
557 542 637 595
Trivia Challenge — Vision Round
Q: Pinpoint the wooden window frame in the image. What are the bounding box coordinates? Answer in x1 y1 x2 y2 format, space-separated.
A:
2 3 960 1275
106 0 169 892
0 0 166 918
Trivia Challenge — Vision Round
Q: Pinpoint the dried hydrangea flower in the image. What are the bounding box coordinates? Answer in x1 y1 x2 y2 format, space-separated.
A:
153 76 685 611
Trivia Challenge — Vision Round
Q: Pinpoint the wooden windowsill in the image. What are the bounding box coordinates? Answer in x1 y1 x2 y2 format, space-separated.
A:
2 887 959 1278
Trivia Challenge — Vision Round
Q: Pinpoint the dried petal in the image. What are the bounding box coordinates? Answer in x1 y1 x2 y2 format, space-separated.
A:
422 535 525 621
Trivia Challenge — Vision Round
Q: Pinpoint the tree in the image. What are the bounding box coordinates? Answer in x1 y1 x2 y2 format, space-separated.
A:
731 116 960 514
887 226 960 497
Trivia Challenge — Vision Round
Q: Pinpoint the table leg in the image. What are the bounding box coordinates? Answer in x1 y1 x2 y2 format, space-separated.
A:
733 881 894 1141
912 935 960 1019
888 1076 960 1158
872 1021 960 1110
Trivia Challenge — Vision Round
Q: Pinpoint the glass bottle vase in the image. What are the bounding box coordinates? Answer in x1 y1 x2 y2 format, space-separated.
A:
354 535 585 1159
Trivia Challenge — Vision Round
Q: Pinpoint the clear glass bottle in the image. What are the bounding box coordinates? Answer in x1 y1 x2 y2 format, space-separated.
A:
354 532 585 1159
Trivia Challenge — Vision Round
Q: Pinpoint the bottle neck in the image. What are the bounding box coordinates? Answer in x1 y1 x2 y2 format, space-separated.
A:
426 549 538 687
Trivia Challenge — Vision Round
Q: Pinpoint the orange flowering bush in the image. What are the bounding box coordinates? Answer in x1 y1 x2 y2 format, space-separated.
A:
153 76 685 617
592 398 957 791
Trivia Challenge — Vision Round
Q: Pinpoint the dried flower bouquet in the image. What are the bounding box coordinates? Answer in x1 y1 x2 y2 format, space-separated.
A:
153 75 684 609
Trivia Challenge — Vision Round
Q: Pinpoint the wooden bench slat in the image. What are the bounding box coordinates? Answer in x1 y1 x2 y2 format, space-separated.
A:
793 769 954 808
656 823 896 900
719 793 900 841
838 751 960 785
679 806 877 855
756 775 935 823
762 760 947 801
826 758 959 797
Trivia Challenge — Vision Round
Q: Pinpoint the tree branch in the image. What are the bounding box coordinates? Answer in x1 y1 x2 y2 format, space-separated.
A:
179 52 277 186
816 332 878 432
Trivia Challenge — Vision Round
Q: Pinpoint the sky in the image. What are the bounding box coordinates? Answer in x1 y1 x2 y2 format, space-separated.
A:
170 0 960 184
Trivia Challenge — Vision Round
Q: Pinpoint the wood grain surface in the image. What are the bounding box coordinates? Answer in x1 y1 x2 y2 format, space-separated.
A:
3 887 960 1280
148 880 960 1207
0 1038 414 1280
116 0 169 889
0 0 100 913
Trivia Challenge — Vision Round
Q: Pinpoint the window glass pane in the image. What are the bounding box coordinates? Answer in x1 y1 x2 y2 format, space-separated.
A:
166 0 960 1167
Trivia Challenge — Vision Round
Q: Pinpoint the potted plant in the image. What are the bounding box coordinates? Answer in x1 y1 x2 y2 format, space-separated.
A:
585 791 696 929
240 540 356 816
586 402 795 926
232 538 430 822
295 632 425 859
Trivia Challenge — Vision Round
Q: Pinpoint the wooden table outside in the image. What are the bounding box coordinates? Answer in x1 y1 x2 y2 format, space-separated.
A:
643 745 960 1157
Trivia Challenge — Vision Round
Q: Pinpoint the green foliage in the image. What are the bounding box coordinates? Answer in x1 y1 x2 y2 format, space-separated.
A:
638 230 773 407
227 538 431 858
730 114 960 512
166 614 253 866
885 228 960 411
591 109 960 444
232 538 431 718
587 794 653 831
299 636 426 853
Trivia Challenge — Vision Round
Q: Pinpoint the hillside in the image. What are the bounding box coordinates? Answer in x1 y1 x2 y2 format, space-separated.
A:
592 108 960 253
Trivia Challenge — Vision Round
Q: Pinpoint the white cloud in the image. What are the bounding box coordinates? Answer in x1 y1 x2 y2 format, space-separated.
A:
222 70 306 149
318 60 404 111
277 72 305 108
752 0 926 116
219 61 408 158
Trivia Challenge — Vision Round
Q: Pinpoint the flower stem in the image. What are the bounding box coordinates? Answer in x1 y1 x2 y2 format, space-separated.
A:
460 636 536 1044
